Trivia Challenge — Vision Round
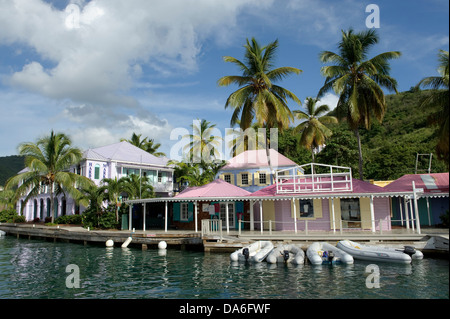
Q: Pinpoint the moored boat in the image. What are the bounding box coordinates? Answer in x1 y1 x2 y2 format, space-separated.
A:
337 239 424 264
230 241 274 263
306 242 354 265
266 244 305 264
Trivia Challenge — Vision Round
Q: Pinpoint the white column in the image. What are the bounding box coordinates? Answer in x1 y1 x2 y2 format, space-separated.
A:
143 203 146 232
164 201 168 232
412 181 421 234
292 198 297 234
250 200 254 231
426 197 431 226
225 202 229 234
194 201 198 233
403 197 410 229
331 198 336 232
259 200 263 234
399 198 404 226
409 198 415 231
370 195 375 233
128 204 132 231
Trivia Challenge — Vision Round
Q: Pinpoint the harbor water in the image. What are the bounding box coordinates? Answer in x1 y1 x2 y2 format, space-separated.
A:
0 235 448 299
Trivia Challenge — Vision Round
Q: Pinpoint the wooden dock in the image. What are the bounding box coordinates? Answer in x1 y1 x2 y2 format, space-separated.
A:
0 224 202 250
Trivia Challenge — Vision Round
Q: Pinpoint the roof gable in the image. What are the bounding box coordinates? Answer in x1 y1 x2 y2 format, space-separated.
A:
175 179 252 198
383 173 449 194
221 149 297 170
83 141 170 167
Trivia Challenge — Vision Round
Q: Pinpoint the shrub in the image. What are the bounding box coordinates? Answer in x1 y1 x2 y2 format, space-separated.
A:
82 205 119 230
0 209 25 223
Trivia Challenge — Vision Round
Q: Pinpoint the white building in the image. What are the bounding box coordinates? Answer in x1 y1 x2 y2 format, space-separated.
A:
17 141 174 221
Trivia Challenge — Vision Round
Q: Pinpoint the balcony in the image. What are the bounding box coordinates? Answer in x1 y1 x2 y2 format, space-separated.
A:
275 163 353 194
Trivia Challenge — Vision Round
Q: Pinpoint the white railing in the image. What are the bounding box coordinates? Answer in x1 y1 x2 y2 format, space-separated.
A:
276 163 353 194
201 219 223 240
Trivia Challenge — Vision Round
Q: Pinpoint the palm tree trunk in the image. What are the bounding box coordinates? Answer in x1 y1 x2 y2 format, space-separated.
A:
354 129 364 180
311 146 315 163
265 134 274 184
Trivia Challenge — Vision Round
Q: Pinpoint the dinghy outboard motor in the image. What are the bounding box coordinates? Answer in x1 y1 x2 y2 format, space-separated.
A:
327 251 335 263
243 248 250 261
403 246 416 257
282 250 290 263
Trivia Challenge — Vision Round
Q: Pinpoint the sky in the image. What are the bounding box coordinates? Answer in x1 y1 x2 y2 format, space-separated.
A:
0 0 448 160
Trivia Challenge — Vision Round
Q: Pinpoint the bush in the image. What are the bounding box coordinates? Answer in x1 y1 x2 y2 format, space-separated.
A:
82 205 119 230
0 209 25 223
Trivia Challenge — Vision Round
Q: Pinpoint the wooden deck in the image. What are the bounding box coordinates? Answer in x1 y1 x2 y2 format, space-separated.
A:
0 224 202 250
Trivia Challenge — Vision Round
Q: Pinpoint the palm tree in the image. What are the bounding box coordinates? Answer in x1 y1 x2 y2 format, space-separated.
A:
318 28 401 179
121 133 166 157
218 37 302 174
183 119 223 163
227 121 267 157
416 50 449 165
121 174 155 199
6 130 93 223
145 139 166 157
101 177 131 222
294 97 338 162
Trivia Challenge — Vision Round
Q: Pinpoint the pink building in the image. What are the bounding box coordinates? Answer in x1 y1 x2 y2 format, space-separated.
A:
127 163 403 233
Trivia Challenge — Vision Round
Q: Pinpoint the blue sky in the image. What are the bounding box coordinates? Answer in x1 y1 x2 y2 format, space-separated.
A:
0 0 448 159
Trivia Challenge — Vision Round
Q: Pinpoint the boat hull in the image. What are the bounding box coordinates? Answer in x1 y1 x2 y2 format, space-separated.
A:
306 242 354 265
230 241 274 263
266 244 305 264
337 240 423 264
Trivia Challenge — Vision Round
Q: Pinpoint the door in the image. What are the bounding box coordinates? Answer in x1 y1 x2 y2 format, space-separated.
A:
220 202 235 229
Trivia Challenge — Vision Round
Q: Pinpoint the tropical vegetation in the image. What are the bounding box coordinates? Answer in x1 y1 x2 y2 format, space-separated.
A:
5 131 94 223
416 50 449 166
1 31 448 228
121 132 166 157
318 28 401 179
218 37 302 173
293 97 338 162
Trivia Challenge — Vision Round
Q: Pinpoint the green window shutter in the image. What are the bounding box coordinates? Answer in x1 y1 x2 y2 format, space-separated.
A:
173 203 180 221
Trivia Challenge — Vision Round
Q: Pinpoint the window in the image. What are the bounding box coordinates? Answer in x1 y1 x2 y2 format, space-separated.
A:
299 199 314 218
158 172 162 183
224 174 231 184
241 173 249 185
340 198 361 228
259 172 267 185
94 164 100 179
180 203 189 221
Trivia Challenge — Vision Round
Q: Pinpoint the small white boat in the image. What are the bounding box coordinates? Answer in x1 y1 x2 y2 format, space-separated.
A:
337 240 424 264
306 242 354 265
266 244 305 264
0 230 6 236
230 241 274 263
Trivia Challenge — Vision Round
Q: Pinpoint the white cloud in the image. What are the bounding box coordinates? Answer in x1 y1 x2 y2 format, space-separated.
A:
317 92 339 111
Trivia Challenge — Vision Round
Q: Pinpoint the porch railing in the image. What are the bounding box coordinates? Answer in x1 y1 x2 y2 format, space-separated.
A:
201 219 223 240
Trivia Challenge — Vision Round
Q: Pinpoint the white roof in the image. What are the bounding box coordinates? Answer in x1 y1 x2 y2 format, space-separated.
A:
83 141 171 168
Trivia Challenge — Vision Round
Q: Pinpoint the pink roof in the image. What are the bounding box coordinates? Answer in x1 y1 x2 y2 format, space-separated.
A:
383 173 449 194
249 178 386 197
221 149 297 170
174 179 252 198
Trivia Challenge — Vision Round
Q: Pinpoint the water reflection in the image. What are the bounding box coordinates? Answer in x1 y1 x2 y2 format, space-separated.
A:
0 237 448 299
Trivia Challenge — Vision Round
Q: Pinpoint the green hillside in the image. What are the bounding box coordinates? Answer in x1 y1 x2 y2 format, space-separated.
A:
0 155 25 186
280 89 448 180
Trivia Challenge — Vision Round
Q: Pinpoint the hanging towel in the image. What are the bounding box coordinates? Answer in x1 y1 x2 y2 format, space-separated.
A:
235 202 244 213
214 203 220 213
